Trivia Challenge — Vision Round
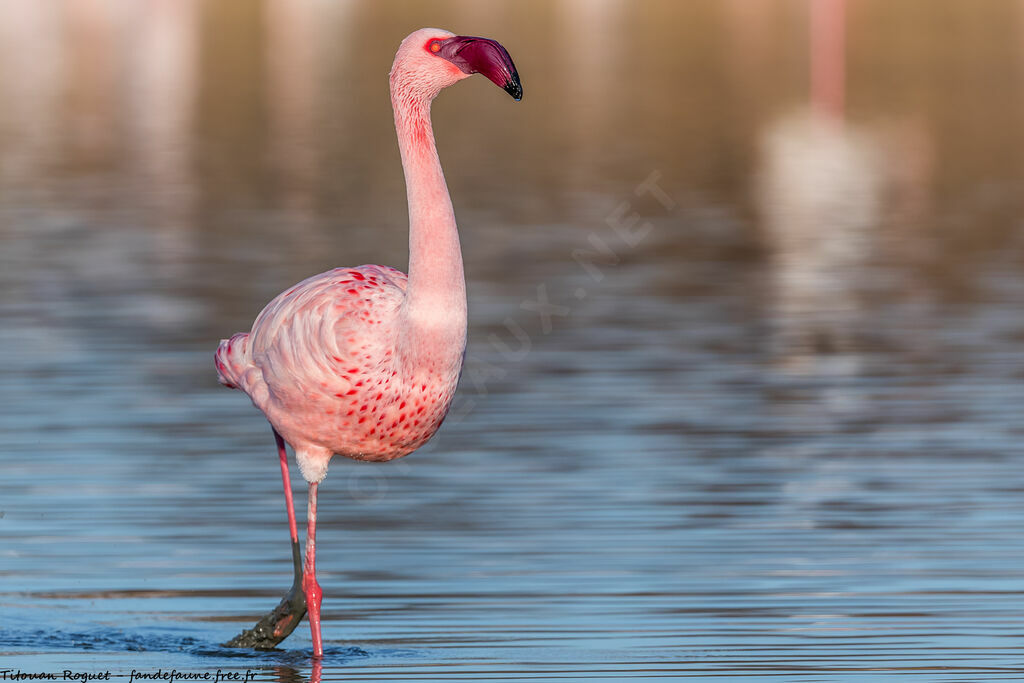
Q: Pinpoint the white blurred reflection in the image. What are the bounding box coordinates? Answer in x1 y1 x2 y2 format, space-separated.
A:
558 0 624 190
0 2 63 195
129 0 197 202
264 0 322 213
757 0 882 371
756 1 936 375
128 0 199 265
757 108 883 367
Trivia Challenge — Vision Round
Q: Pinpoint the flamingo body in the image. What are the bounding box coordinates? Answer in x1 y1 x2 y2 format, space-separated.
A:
215 263 460 482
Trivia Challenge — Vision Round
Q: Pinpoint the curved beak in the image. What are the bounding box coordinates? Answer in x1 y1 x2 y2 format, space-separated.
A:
437 35 523 101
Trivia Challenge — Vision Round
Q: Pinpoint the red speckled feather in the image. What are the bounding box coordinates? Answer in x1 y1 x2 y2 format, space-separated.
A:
216 262 460 478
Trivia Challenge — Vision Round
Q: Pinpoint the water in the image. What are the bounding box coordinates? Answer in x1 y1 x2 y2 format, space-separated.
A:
3 1 1024 679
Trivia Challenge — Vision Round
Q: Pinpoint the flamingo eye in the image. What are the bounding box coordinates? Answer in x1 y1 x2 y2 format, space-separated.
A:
429 41 442 54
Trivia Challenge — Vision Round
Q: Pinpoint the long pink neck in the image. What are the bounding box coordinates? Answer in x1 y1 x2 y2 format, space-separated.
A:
391 77 467 369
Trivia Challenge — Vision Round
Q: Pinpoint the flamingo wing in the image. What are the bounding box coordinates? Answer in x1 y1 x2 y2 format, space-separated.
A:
219 265 407 419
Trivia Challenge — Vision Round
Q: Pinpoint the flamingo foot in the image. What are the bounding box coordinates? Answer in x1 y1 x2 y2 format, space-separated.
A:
223 538 308 649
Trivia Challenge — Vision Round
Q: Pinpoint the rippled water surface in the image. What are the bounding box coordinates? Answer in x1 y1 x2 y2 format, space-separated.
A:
4 1 1024 680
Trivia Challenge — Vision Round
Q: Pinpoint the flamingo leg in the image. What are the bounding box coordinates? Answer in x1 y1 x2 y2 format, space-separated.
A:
222 428 308 649
275 429 304 584
304 480 325 658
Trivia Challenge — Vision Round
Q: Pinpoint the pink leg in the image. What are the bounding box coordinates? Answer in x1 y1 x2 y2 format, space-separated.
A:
276 430 300 546
304 481 324 659
276 429 305 594
222 429 307 649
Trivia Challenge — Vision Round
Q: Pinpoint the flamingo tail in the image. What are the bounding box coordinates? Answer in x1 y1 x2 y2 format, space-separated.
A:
215 332 252 390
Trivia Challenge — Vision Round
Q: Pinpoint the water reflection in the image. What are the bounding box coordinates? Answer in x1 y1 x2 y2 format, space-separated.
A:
755 0 934 372
264 661 319 683
758 108 883 366
129 0 198 226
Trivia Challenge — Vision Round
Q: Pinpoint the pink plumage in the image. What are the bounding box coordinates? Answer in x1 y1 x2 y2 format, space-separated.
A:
216 264 455 481
215 28 521 659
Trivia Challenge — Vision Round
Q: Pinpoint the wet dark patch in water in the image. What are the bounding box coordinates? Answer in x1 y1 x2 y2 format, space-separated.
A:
0 627 372 663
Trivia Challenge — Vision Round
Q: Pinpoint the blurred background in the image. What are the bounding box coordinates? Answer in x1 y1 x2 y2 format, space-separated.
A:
3 0 1024 679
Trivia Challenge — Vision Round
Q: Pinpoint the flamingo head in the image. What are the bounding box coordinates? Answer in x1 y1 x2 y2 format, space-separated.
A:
391 28 522 102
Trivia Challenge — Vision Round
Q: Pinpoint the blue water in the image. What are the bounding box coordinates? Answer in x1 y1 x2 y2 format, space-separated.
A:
4 1 1024 680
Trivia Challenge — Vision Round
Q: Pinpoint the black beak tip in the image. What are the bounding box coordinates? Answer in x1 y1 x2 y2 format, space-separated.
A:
504 73 523 101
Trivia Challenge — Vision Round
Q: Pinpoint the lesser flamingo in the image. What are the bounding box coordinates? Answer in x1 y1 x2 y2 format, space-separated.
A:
215 28 521 658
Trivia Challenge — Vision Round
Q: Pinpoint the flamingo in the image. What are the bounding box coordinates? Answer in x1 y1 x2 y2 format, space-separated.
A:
214 28 522 658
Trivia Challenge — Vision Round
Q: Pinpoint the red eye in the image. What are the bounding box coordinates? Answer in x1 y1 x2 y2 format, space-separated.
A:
429 41 442 53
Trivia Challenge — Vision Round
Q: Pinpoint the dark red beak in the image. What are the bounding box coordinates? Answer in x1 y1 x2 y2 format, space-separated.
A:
437 35 523 101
